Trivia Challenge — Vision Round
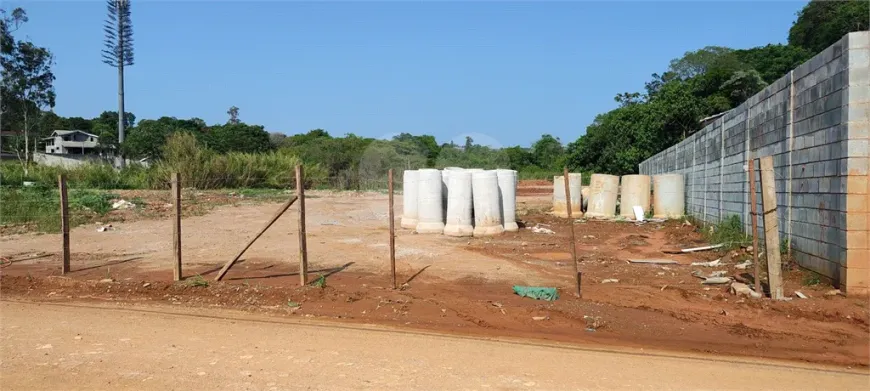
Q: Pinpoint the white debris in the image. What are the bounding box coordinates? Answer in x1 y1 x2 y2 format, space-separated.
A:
633 206 645 221
532 316 549 321
112 200 135 210
709 270 728 277
691 259 722 267
794 291 808 299
702 277 732 285
601 279 619 284
531 225 555 235
825 289 843 297
730 282 762 299
734 260 752 270
96 224 114 232
98 278 114 284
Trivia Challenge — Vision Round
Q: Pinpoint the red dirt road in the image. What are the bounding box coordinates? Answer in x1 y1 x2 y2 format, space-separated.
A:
2 190 868 369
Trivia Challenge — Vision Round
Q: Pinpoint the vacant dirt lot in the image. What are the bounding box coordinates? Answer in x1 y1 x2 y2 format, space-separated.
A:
2 182 868 368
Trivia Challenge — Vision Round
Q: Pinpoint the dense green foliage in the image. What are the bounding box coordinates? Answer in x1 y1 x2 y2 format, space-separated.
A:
789 0 869 54
562 0 867 176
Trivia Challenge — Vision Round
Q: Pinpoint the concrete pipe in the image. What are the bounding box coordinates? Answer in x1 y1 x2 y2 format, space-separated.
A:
585 174 619 218
415 169 445 234
553 174 582 218
619 175 651 219
444 170 474 237
400 170 419 229
653 174 685 219
472 171 504 236
496 169 519 232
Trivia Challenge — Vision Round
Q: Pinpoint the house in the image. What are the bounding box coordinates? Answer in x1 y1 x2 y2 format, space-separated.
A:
43 130 107 156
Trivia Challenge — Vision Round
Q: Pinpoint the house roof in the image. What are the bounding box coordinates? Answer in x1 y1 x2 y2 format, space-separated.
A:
48 130 99 138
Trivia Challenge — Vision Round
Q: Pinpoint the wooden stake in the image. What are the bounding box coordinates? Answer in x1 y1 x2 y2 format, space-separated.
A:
171 173 182 281
388 169 397 289
296 165 309 286
760 156 784 299
747 157 761 295
214 196 298 281
562 167 582 298
58 174 70 274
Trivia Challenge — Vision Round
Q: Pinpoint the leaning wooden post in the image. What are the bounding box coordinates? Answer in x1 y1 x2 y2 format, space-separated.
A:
562 167 582 298
388 169 397 289
171 173 182 281
214 196 297 281
58 174 70 274
760 156 784 299
296 165 309 285
747 156 761 295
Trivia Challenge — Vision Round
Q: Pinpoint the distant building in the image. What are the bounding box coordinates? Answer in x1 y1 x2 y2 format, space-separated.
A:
43 130 106 155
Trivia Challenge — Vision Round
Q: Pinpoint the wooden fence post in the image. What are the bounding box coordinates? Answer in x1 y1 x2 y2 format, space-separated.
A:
58 174 70 274
562 167 582 298
748 156 761 295
760 156 784 299
296 165 308 285
171 173 182 281
388 169 397 289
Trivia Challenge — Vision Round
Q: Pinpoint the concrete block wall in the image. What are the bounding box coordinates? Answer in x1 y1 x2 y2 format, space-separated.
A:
639 32 870 294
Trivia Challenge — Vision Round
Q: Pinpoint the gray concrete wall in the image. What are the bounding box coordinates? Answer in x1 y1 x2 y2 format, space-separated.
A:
639 32 870 294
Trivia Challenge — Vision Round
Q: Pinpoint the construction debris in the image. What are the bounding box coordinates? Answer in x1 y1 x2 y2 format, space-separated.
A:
730 282 762 299
513 286 559 301
601 279 619 284
701 277 732 285
632 206 645 221
794 291 808 299
530 225 555 235
532 316 550 321
665 244 724 254
734 260 752 270
825 289 843 297
96 224 114 232
691 259 723 267
629 259 679 265
112 200 135 210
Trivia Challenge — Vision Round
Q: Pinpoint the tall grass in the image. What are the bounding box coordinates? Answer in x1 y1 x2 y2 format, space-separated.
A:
0 133 328 190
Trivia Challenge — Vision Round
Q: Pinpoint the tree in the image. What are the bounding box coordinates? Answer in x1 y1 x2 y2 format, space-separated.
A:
227 106 240 125
789 0 869 54
268 132 287 148
1 8 56 175
205 123 271 154
668 46 736 80
734 44 813 84
530 134 564 170
720 69 768 107
102 0 134 167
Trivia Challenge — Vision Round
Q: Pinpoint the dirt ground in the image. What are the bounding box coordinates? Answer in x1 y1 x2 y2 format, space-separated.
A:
2 181 868 368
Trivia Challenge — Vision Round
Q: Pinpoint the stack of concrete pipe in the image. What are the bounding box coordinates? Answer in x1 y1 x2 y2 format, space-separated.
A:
400 167 518 237
552 172 684 220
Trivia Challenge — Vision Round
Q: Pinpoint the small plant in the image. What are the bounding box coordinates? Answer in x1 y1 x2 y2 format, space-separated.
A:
312 274 327 288
287 300 300 308
130 197 146 208
802 272 821 286
780 239 790 255
187 275 209 287
705 215 749 250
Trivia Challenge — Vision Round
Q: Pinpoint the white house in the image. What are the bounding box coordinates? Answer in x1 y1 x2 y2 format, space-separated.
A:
42 130 106 156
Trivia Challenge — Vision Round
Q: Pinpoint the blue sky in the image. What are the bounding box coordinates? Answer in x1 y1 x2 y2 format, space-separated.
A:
9 1 808 147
